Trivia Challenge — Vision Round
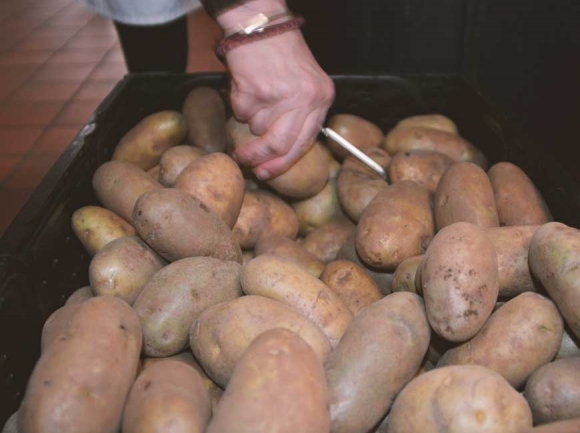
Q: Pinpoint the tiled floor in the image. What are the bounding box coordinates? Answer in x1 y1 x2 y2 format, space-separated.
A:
0 0 225 235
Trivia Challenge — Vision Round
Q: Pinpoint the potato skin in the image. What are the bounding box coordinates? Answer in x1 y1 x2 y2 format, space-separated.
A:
557 330 580 359
206 329 330 433
292 179 342 236
182 86 227 153
325 292 430 433
71 205 137 256
122 360 211 433
435 161 499 230
64 286 93 305
112 110 187 170
19 297 142 433
134 257 242 357
524 357 580 424
242 255 353 347
133 188 242 263
301 216 354 263
392 255 423 294
190 295 331 388
92 160 162 223
2 412 18 433
529 222 580 339
395 113 458 134
356 180 434 271
530 418 580 433
488 161 553 226
159 145 205 187
254 235 326 277
40 304 81 353
320 260 382 315
438 292 564 388
388 150 454 193
421 222 499 342
89 236 165 305
387 365 533 433
326 113 383 159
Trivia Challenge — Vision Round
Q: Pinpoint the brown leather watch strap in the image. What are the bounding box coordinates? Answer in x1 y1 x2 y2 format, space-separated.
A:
216 15 305 57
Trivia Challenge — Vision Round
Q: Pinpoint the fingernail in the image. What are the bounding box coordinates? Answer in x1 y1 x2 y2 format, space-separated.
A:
255 168 271 180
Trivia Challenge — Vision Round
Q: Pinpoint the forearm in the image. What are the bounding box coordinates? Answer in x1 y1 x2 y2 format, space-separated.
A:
202 0 287 25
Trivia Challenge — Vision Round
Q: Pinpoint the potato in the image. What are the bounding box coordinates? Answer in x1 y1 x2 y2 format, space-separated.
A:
530 418 580 433
388 150 454 192
337 146 390 222
435 161 499 230
320 260 383 315
182 86 227 153
387 365 533 433
301 216 354 263
226 116 256 149
266 141 329 199
175 152 244 228
325 113 383 160
383 125 488 168
19 297 142 433
488 161 553 226
421 222 498 342
326 292 430 433
64 286 93 305
206 328 330 433
254 235 325 277
487 225 540 298
146 164 160 181
92 160 162 223
356 180 434 271
112 110 186 170
190 295 331 387
292 179 342 235
557 330 580 359
40 304 80 353
395 113 459 134
392 255 423 294
134 256 242 357
71 206 137 256
133 188 242 263
438 292 563 388
242 250 254 265
425 331 459 366
529 222 580 339
123 360 211 433
243 255 353 347
232 190 298 249
89 236 165 305
524 357 580 424
158 145 205 186
2 412 17 433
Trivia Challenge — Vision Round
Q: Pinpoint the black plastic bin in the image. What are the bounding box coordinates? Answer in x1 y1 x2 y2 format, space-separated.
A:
1 72 579 424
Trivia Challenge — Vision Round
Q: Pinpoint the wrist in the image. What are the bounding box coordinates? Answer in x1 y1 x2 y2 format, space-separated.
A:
216 0 288 31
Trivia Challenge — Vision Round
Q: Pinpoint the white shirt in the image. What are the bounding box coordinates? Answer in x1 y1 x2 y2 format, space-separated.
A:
80 0 202 26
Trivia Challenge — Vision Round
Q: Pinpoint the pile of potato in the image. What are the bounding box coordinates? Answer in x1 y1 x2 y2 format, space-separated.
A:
6 85 580 433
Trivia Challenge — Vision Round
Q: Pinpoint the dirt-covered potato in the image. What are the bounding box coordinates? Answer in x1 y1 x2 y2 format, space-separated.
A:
71 206 137 256
206 329 330 433
438 292 564 388
92 160 162 223
326 292 430 433
488 161 553 226
388 150 454 193
524 357 580 424
337 147 390 222
232 190 298 249
395 114 459 134
112 110 187 170
530 418 580 433
40 304 80 353
132 188 242 263
487 225 540 298
529 222 580 340
292 179 342 236
320 260 383 316
122 360 211 433
254 235 326 277
190 295 331 388
175 152 244 228
134 256 242 357
19 297 142 433
158 145 205 187
243 255 353 346
301 216 354 263
356 181 434 271
89 236 165 305
434 161 499 230
387 365 533 433
392 255 423 294
421 222 499 342
64 286 93 305
325 113 383 159
383 125 487 168
182 86 227 153
557 330 580 359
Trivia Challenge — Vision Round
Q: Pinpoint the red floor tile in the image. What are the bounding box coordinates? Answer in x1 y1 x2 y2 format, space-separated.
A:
0 101 65 126
0 155 22 183
0 187 35 235
53 100 100 125
30 62 96 82
4 150 60 189
64 33 117 49
10 81 81 101
101 47 124 64
15 30 73 51
47 45 109 64
74 79 117 101
0 49 54 65
35 125 79 152
0 127 43 154
89 61 127 80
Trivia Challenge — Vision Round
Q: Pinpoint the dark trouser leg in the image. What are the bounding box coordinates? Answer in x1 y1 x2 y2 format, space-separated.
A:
113 16 188 73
